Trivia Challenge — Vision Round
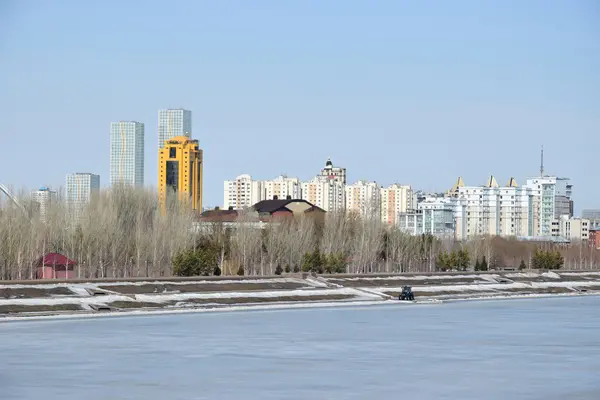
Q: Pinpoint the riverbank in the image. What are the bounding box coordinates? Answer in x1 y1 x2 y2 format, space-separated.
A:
2 270 600 320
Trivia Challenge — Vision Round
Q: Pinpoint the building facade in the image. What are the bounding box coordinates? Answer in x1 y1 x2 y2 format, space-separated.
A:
582 209 600 230
109 121 144 187
263 175 301 201
301 176 345 213
523 176 573 237
158 136 203 213
449 176 534 240
398 196 455 237
224 174 264 210
158 109 192 148
380 184 412 225
66 173 100 219
345 180 381 218
551 216 590 241
31 187 58 222
319 158 346 184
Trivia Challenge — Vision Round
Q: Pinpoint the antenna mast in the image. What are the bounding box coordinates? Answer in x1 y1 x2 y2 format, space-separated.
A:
540 145 544 177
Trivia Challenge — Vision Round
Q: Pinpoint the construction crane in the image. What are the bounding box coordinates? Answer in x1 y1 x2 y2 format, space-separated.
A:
0 183 28 217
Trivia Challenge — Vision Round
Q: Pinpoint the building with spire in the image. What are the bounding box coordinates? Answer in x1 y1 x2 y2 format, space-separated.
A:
319 158 346 185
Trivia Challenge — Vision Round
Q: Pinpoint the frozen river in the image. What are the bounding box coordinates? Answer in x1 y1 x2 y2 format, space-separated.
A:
1 296 599 400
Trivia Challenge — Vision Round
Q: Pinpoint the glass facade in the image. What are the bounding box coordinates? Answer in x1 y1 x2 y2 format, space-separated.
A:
66 173 100 219
109 121 144 187
158 109 192 148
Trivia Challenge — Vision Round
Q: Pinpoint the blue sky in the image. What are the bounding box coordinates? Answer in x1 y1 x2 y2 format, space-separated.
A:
1 0 599 211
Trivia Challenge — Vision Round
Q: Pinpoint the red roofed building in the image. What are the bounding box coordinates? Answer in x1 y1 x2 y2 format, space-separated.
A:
36 253 77 279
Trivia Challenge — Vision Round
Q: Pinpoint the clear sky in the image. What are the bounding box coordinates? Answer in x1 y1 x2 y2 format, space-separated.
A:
1 0 599 211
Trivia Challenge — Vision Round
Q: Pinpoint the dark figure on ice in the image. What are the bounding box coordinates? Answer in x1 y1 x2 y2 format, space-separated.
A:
399 286 414 301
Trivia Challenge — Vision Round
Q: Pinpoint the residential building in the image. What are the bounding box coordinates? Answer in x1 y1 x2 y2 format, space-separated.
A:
551 216 590 241
319 158 346 184
31 186 57 222
158 109 192 149
66 173 100 219
224 174 264 210
345 180 381 218
109 121 144 186
398 196 455 237
582 209 600 230
381 184 412 225
158 136 203 213
588 230 600 249
301 176 345 213
263 175 301 201
448 176 534 240
523 176 573 237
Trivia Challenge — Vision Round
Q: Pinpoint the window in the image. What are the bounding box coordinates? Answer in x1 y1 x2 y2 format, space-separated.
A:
169 148 176 158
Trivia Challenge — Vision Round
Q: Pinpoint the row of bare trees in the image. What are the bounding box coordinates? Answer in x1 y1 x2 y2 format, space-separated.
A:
1 186 599 280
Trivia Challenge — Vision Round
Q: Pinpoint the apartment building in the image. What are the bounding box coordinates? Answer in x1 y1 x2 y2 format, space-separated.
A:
319 158 346 184
224 174 264 210
263 175 301 201
551 216 590 241
582 209 600 230
523 176 573 237
301 176 345 213
449 176 534 240
345 180 381 218
380 184 412 225
398 196 455 237
31 186 58 222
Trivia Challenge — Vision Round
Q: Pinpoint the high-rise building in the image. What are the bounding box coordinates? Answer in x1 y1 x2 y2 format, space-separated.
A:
448 176 534 240
158 109 192 149
224 174 264 210
158 136 203 213
31 186 57 222
582 209 600 230
380 184 412 225
345 180 381 218
109 121 144 187
301 176 345 213
66 173 100 219
319 158 346 184
523 176 572 237
263 175 301 201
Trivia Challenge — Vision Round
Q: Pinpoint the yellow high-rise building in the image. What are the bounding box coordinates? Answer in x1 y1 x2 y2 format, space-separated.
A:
158 136 203 213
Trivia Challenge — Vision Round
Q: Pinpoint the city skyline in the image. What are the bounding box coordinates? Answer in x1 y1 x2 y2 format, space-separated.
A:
1 2 598 210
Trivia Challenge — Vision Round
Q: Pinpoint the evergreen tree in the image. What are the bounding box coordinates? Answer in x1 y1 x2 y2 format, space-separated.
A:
236 265 245 276
275 265 283 275
480 256 488 271
474 258 481 271
518 259 527 270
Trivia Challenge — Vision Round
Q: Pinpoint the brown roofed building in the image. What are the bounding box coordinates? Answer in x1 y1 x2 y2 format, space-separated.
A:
252 196 325 222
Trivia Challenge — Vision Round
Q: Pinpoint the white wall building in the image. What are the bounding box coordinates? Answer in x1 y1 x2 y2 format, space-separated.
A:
224 174 264 210
449 176 534 240
398 196 455 237
301 176 345 212
551 216 589 241
109 121 144 187
263 175 301 201
523 176 572 237
31 187 58 222
319 158 347 184
158 109 192 148
345 180 381 218
380 184 412 225
66 173 100 219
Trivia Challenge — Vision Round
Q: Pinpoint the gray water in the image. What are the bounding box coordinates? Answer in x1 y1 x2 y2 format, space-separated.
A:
1 297 599 400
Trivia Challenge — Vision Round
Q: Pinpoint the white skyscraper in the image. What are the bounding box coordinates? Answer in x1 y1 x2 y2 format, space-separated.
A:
109 121 144 186
158 109 192 148
301 176 345 212
345 180 381 218
224 174 264 210
66 173 100 219
31 187 58 222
